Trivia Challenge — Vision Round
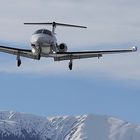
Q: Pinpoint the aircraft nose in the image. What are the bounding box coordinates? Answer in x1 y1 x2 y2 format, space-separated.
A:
31 35 44 44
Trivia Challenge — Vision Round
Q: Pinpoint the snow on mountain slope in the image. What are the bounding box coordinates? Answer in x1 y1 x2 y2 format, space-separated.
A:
0 111 139 140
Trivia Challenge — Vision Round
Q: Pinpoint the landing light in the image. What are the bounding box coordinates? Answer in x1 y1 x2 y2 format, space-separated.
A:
32 48 36 54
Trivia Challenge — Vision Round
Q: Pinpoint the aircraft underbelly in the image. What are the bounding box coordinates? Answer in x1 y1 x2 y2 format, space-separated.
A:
41 46 51 54
40 43 53 54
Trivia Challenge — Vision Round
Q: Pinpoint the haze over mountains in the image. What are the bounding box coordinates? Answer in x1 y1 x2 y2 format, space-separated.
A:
0 111 139 140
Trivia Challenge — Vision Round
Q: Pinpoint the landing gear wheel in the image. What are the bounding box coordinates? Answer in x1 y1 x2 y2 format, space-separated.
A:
69 61 73 70
17 59 21 67
36 46 41 60
37 54 41 60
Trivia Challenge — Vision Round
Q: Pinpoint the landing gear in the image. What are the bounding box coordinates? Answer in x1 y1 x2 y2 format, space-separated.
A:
69 60 73 70
17 55 21 67
17 59 21 67
35 45 41 60
37 53 41 60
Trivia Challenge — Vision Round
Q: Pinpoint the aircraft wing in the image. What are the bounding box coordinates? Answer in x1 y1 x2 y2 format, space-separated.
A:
0 45 137 61
0 45 37 59
53 47 137 61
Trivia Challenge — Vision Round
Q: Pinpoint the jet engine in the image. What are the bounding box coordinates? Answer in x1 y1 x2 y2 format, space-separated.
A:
58 43 68 52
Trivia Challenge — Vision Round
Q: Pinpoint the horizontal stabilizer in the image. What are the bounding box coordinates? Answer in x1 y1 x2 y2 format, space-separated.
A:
24 22 87 28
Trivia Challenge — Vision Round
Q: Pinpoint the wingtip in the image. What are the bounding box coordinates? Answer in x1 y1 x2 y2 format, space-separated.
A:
132 46 138 52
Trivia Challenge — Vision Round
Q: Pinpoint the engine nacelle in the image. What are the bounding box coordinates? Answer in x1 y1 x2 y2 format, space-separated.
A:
58 43 68 52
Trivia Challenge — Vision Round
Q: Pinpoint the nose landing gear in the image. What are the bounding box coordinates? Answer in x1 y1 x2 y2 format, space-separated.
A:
36 45 41 60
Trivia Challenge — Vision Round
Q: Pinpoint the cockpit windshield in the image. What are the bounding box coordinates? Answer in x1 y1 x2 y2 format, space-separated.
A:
34 29 52 36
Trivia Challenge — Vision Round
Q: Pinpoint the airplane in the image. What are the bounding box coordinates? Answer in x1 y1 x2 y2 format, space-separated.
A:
0 22 137 70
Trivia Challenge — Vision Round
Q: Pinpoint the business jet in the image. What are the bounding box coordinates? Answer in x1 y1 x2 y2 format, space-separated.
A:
0 22 137 70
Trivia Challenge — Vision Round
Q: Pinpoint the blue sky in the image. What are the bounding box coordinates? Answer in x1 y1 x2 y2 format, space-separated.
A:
0 73 139 123
0 0 139 123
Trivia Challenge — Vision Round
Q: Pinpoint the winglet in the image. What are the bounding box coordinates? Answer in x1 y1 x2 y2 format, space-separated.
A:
132 46 138 52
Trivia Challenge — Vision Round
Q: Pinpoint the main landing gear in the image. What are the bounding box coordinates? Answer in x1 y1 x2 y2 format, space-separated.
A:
68 60 73 70
17 55 21 67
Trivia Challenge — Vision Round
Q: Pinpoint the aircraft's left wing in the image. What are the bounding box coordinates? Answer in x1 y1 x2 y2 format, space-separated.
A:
0 45 37 59
53 46 137 61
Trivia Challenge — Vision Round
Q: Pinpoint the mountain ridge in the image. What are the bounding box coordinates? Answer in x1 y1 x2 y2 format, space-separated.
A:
0 111 139 140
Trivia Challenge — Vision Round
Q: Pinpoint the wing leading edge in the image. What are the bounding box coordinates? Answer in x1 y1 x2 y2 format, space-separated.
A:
0 45 137 61
0 45 37 59
53 46 137 61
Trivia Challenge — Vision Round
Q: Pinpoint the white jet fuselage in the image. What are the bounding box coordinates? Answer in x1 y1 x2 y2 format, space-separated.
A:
30 29 57 55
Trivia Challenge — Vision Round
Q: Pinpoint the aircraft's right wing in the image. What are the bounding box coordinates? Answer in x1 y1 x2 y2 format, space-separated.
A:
0 45 38 59
53 46 137 61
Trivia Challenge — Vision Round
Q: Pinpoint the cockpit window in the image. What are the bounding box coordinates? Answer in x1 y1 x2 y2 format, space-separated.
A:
34 29 52 36
34 29 43 34
43 30 52 35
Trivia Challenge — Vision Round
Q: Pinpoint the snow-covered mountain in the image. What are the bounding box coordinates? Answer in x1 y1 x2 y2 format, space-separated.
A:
0 111 139 140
